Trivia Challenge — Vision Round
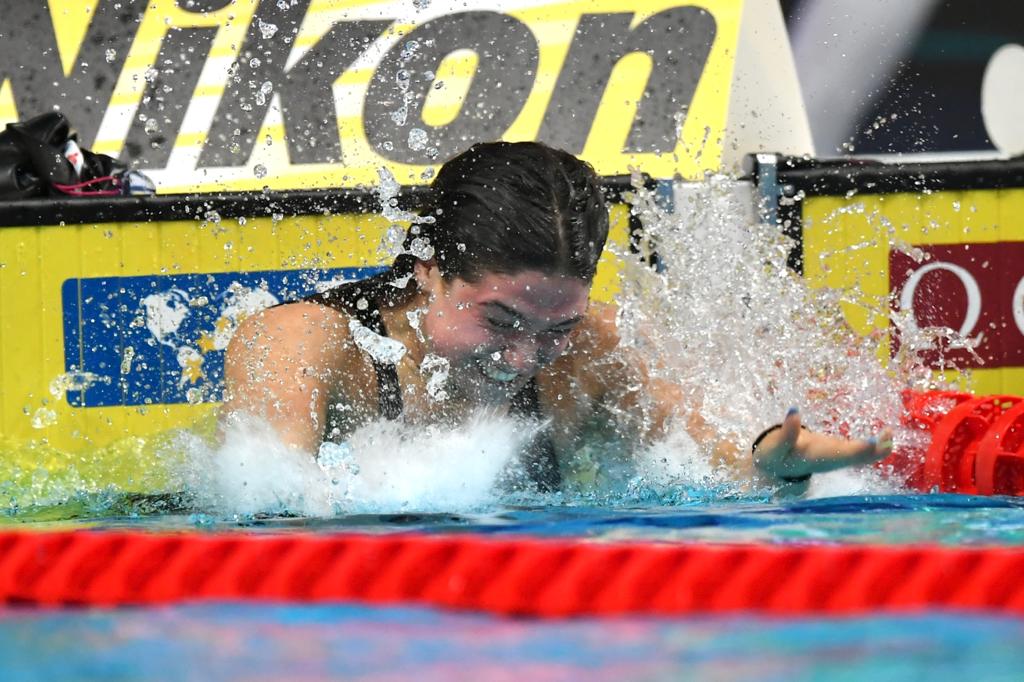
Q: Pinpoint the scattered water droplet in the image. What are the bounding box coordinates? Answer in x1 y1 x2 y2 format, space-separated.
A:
381 224 405 257
31 408 57 429
408 128 428 151
48 371 107 399
407 236 434 261
255 80 273 106
421 354 450 402
258 19 278 39
120 346 135 375
349 319 407 365
254 164 267 179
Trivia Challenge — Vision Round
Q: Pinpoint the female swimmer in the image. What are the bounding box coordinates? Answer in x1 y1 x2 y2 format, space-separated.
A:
223 141 892 492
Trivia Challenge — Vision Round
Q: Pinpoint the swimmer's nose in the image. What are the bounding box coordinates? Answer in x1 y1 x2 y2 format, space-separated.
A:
501 337 543 375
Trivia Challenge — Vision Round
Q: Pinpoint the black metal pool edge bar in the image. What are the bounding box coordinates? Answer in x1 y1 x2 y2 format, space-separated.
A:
745 152 1024 276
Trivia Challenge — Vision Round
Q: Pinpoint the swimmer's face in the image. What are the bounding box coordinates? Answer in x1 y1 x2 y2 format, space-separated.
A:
414 263 589 404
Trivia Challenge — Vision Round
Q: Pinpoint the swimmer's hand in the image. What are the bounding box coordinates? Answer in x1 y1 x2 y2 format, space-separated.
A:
751 408 893 489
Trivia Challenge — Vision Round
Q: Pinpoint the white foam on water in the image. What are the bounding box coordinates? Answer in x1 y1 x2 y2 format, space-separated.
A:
633 424 735 493
339 413 537 511
183 415 336 517
806 466 903 499
182 411 538 517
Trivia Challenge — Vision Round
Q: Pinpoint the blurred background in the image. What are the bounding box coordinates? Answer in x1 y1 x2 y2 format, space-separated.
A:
781 0 1024 157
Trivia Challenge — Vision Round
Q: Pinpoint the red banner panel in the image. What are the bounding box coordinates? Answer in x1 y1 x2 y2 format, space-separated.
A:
890 242 1024 369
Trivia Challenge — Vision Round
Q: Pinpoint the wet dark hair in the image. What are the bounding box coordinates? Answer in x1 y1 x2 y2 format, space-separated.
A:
394 141 609 282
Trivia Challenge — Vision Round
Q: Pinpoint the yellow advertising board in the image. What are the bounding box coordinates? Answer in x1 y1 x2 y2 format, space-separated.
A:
1 0 744 191
794 163 1024 397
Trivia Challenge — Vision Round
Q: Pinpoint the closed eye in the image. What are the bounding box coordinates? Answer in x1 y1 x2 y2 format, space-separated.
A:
486 317 519 331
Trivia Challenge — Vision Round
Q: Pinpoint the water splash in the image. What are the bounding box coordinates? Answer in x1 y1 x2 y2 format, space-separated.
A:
613 174 938 496
182 412 539 517
1 176 949 519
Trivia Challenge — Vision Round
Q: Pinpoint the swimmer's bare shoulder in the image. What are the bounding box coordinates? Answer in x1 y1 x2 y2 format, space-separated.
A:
222 301 378 452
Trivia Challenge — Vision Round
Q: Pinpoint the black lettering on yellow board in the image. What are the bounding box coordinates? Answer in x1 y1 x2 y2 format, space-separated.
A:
1 1 716 171
0 0 147 147
539 9 716 154
364 11 539 165
197 0 391 167
123 27 218 168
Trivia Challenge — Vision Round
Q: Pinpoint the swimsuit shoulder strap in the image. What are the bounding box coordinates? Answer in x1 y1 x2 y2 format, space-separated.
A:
306 273 404 420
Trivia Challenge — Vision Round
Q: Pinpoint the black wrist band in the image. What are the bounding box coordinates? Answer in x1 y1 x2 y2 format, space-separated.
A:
751 423 812 484
751 423 783 453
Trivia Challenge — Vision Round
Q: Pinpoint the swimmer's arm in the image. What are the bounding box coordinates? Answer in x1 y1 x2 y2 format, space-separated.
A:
644 381 893 488
222 303 343 454
570 304 892 487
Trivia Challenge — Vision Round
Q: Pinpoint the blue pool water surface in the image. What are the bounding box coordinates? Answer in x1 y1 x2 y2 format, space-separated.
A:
1 604 1022 681
9 492 1024 546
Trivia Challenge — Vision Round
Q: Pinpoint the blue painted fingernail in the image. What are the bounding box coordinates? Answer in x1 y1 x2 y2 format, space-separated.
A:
786 407 799 417
867 436 878 446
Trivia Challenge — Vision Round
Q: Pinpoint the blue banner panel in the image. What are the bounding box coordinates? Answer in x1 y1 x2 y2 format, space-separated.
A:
61 267 384 407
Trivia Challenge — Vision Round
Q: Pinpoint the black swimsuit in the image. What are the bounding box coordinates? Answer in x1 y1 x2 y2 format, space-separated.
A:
306 271 562 492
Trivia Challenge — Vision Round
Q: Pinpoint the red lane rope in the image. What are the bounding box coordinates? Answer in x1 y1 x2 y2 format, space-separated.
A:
4 392 1023 616
883 391 1024 495
2 530 1024 616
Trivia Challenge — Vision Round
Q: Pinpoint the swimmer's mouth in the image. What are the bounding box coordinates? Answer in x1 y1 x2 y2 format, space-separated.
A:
476 359 518 384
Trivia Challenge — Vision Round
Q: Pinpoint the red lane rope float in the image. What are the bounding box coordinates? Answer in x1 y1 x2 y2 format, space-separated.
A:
2 530 1024 616
975 400 1024 496
883 391 1024 495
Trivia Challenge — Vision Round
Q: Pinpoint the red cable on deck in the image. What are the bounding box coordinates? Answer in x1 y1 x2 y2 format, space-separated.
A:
2 529 1024 616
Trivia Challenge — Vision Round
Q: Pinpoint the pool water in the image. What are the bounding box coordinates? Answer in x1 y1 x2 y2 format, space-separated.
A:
6 492 1024 546
2 604 1023 681
2 493 1023 680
